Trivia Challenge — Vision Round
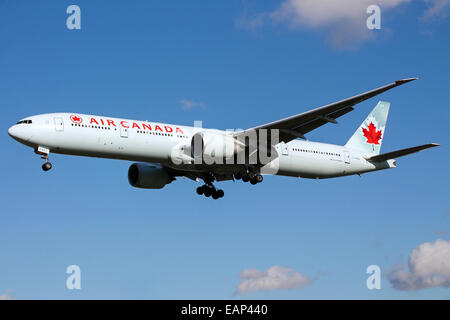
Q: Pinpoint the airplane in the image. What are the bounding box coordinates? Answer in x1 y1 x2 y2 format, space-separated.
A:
8 78 439 199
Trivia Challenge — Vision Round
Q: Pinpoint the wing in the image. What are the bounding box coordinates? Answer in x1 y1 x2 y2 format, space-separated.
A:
234 78 417 144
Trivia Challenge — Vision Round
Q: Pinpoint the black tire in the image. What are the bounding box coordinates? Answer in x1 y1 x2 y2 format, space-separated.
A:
212 191 219 200
250 178 257 185
217 189 224 198
204 187 212 197
242 175 249 182
255 174 263 183
42 162 52 171
234 172 242 180
196 186 204 195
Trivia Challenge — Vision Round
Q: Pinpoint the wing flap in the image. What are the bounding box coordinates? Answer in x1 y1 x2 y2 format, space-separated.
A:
294 106 354 135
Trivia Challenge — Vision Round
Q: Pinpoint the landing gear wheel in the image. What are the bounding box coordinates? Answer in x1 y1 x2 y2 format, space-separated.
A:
196 186 205 195
250 178 258 185
255 174 263 183
234 172 242 180
211 189 224 199
199 174 224 199
242 174 250 182
42 162 52 171
204 187 212 197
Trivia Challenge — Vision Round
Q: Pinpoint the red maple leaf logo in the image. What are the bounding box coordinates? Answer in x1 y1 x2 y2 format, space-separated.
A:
362 122 382 145
70 115 82 124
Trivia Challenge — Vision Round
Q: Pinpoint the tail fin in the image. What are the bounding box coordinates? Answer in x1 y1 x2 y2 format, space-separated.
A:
345 101 390 155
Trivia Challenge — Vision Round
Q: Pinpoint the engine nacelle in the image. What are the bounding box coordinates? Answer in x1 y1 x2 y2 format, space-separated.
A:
128 163 174 189
191 130 242 162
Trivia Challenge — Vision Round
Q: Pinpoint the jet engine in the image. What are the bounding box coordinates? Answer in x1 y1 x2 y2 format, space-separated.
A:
190 130 243 162
128 163 175 189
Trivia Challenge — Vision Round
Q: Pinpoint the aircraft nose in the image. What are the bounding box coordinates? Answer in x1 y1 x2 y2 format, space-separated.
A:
8 124 32 142
8 125 17 138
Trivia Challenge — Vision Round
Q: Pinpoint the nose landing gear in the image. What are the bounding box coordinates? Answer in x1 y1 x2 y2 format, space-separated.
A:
35 146 52 172
42 161 52 171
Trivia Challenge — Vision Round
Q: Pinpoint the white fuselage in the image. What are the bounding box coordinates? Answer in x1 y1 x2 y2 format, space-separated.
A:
8 113 394 179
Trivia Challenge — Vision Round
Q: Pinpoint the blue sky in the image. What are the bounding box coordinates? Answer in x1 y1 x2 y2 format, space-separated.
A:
0 0 449 299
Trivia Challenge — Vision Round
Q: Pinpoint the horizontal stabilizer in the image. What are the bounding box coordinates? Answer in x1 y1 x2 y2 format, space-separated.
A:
366 143 439 162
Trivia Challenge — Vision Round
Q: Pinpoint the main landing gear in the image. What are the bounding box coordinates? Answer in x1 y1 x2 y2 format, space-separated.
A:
195 169 262 200
196 173 224 200
196 184 224 200
234 171 263 185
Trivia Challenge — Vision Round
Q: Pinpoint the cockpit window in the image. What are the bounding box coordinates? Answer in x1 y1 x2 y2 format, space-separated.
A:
16 120 32 124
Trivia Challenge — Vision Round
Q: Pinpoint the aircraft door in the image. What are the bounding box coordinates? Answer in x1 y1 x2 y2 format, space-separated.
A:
120 125 128 138
281 142 289 156
54 117 64 131
277 142 289 156
343 150 350 164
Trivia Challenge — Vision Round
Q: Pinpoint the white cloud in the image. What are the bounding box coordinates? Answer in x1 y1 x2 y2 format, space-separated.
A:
235 265 311 295
422 0 450 20
387 239 450 291
180 99 204 110
269 0 410 27
237 0 418 48
0 290 15 300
